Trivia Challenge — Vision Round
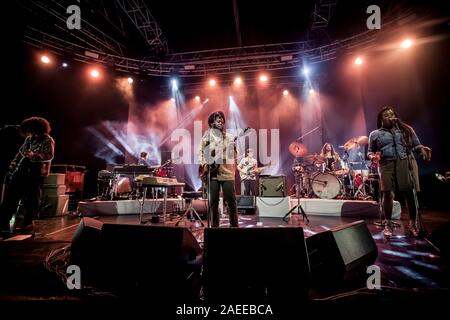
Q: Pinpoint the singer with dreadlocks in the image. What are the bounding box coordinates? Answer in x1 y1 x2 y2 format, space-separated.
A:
367 107 431 238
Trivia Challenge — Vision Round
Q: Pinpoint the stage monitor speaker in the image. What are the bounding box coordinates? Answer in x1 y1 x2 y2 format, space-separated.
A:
259 175 287 197
306 220 378 284
98 224 202 301
236 195 256 214
203 227 310 304
70 218 104 282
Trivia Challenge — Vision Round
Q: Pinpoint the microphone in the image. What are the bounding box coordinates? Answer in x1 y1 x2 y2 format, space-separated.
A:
390 117 399 122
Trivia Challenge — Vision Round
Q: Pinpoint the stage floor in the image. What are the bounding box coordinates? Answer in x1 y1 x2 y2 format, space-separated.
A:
1 208 449 313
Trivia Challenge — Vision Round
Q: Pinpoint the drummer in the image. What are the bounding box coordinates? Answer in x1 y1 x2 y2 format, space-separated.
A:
343 146 369 178
319 143 341 172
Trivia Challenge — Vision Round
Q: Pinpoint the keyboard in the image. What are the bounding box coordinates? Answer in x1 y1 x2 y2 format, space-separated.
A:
142 176 182 186
113 165 156 174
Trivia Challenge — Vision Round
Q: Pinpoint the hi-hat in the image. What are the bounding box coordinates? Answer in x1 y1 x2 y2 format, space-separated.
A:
289 142 308 157
343 136 369 150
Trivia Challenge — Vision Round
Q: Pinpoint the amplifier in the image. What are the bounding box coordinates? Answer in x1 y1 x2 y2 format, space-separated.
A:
258 175 287 197
42 184 66 195
43 174 65 185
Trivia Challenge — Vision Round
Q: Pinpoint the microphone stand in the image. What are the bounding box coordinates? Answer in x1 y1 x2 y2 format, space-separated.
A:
283 175 309 225
295 125 320 141
205 129 213 228
394 120 426 236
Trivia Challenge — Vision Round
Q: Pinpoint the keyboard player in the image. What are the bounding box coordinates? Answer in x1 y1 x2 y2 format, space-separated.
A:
137 151 149 166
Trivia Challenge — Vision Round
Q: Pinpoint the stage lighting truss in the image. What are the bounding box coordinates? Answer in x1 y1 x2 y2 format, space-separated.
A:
22 0 415 77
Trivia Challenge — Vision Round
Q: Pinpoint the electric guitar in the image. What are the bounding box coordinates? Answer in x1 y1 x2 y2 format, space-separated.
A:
199 127 251 182
239 164 271 180
8 137 51 181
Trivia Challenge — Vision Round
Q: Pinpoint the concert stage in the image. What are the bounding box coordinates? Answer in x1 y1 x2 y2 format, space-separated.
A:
0 209 449 315
76 196 401 220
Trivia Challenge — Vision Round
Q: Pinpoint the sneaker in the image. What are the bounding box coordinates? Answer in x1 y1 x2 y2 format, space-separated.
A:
408 220 419 237
383 220 393 238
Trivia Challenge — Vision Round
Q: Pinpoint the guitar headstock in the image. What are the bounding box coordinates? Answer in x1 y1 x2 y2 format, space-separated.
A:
233 127 252 141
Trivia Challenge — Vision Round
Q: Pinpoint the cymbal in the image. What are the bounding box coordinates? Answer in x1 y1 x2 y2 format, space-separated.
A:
343 136 369 150
289 142 308 157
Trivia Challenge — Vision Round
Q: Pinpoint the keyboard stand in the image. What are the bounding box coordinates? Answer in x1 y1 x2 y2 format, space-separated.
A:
139 183 185 224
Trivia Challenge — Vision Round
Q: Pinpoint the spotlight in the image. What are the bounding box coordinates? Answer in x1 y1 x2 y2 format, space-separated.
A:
283 90 289 96
234 77 242 86
41 55 50 64
259 74 268 82
309 89 315 94
303 67 309 76
401 39 413 49
354 57 363 65
171 97 175 102
229 95 233 100
90 69 100 78
209 79 216 87
171 79 178 90
127 77 133 84
62 62 68 68
195 96 200 102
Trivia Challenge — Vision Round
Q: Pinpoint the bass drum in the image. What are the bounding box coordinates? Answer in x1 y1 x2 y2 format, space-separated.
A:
113 176 132 195
310 172 342 199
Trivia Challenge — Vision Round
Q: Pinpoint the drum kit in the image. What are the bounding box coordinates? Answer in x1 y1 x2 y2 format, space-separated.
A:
289 136 379 201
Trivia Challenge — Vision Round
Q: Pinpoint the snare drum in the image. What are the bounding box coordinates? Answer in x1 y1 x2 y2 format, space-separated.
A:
310 172 342 199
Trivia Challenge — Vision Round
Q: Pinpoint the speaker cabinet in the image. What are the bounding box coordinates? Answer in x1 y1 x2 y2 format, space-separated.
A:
203 227 310 303
236 195 256 214
259 175 287 197
70 218 103 282
306 220 378 284
70 219 202 301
